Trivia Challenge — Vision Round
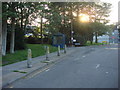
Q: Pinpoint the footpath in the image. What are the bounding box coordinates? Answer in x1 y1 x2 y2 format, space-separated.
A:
2 46 78 88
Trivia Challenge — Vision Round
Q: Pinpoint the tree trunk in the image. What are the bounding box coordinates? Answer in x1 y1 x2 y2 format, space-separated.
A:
24 17 28 32
40 16 43 44
2 19 7 56
0 28 2 56
90 33 93 44
63 9 65 34
20 7 23 31
10 18 15 54
95 32 98 43
63 4 66 35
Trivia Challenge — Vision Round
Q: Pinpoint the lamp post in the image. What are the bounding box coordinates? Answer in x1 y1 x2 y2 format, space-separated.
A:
71 30 74 46
117 25 120 42
70 5 74 47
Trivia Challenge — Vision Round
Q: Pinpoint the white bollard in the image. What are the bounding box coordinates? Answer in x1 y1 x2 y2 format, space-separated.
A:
47 46 50 54
57 45 60 56
46 46 49 60
27 49 32 68
64 44 67 53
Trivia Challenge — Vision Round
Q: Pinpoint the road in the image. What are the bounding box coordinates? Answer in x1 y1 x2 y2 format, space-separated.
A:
9 44 118 88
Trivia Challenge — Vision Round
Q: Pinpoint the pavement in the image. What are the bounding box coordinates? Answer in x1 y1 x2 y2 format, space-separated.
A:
2 46 78 88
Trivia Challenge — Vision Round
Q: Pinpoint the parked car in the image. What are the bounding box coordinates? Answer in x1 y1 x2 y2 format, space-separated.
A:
73 42 81 47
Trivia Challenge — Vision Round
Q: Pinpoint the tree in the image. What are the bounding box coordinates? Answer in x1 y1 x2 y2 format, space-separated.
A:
72 2 111 44
91 2 111 43
2 2 8 56
8 2 18 53
2 2 112 54
89 22 110 43
45 2 111 44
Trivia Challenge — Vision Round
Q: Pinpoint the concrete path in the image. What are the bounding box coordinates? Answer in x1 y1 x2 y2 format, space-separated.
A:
2 46 77 88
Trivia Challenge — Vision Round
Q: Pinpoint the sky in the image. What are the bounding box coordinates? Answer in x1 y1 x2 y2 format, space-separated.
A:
101 0 119 24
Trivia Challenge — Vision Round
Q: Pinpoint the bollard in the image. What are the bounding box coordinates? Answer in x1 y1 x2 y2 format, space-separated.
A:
47 46 50 54
27 49 32 68
64 44 67 53
46 46 49 60
57 45 60 56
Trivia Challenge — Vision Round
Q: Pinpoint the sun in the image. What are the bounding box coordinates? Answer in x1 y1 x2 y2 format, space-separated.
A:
79 14 89 22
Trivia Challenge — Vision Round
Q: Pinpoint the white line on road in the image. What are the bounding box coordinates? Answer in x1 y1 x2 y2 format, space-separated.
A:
82 56 86 58
96 64 100 69
7 85 13 88
45 69 50 72
105 72 109 74
9 86 13 88
105 48 119 50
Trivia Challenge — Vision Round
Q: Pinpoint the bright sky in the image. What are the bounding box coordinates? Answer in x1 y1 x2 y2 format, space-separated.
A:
101 0 119 24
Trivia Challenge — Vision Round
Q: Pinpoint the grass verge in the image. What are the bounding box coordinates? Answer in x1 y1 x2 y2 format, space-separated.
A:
41 61 50 63
85 41 108 46
13 70 27 73
2 44 58 66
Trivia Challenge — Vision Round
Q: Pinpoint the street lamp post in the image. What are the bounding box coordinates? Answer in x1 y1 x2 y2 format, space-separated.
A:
70 5 74 47
71 30 74 47
117 25 120 42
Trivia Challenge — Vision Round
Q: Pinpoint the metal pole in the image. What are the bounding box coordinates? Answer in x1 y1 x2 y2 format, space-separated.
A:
70 5 74 47
27 49 32 68
57 45 60 56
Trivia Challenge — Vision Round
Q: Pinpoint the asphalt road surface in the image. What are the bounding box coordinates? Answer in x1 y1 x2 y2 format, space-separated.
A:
10 44 118 88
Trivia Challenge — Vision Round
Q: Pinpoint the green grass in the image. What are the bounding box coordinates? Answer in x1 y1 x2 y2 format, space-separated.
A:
13 70 27 73
13 70 19 72
85 41 108 46
41 61 50 63
85 43 103 46
19 71 27 73
2 44 58 66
